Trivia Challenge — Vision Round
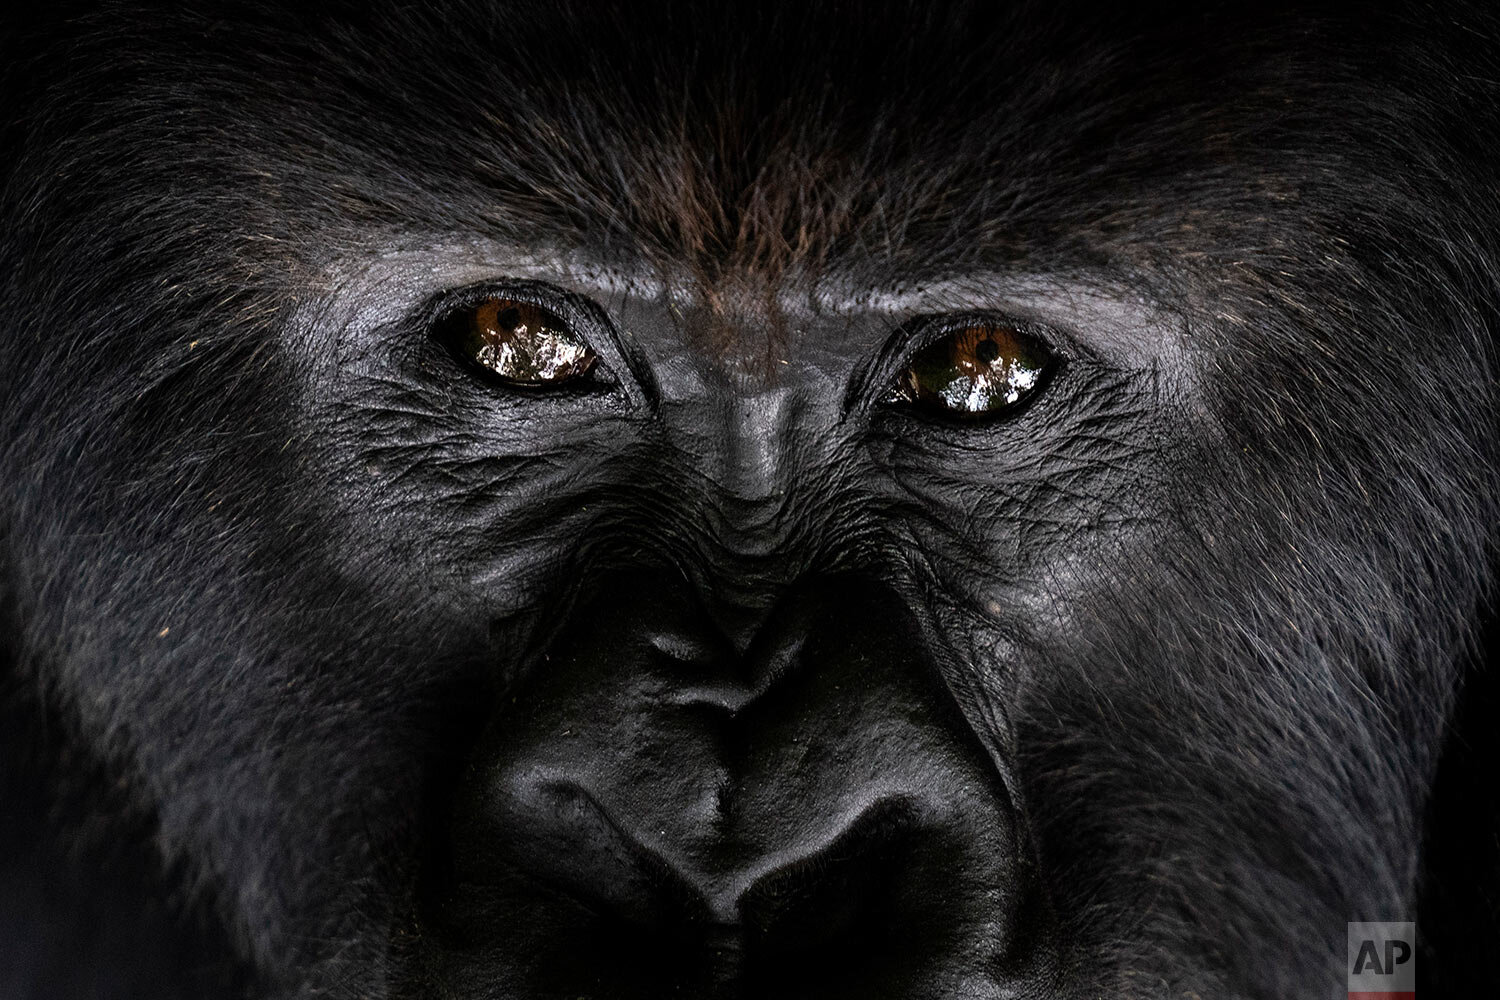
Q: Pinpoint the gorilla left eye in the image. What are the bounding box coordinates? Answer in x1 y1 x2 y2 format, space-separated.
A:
440 296 597 386
885 322 1053 416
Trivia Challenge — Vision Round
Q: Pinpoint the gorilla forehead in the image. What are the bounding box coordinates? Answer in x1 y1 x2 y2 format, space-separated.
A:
56 0 1424 301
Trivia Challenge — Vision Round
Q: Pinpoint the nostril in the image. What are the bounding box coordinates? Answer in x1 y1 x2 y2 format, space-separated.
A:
738 796 927 952
473 776 713 932
647 628 729 668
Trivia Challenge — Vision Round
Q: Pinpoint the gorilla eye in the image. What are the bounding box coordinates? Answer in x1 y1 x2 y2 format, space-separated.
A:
440 296 597 386
885 322 1053 417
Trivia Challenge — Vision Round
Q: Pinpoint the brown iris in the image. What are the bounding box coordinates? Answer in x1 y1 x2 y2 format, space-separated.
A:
887 323 1051 416
445 297 596 386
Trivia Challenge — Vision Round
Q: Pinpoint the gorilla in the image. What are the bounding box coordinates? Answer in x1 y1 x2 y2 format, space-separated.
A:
1 2 1496 998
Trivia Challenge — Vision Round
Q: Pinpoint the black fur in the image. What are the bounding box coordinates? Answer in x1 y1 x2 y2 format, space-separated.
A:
1 2 1496 997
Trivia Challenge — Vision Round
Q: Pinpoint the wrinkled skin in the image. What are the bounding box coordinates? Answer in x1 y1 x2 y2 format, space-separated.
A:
1 3 1497 999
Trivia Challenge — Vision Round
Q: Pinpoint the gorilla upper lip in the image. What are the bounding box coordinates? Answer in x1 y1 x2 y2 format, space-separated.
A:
489 771 937 929
427 744 1040 994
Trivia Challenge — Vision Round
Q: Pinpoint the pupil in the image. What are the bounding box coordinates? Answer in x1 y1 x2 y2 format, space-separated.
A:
974 338 1001 363
497 306 522 330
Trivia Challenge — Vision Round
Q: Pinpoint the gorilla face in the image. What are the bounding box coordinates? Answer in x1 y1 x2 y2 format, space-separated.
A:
1 3 1496 999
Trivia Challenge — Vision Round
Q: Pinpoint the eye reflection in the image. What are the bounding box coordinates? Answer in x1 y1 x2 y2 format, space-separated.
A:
445 297 596 386
886 323 1051 417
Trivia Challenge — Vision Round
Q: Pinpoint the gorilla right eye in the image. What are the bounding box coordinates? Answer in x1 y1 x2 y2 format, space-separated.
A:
438 295 597 386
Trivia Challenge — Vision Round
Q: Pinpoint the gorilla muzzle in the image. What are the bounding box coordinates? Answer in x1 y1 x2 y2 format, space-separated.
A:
428 570 1046 998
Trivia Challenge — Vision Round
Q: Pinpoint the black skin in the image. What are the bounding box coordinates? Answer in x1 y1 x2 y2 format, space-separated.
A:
2 2 1498 998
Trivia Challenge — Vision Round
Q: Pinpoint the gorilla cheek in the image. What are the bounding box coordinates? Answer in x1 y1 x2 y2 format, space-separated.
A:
408 570 1047 998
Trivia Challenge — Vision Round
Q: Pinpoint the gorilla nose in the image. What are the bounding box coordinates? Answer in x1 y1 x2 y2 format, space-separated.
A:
432 571 1046 997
